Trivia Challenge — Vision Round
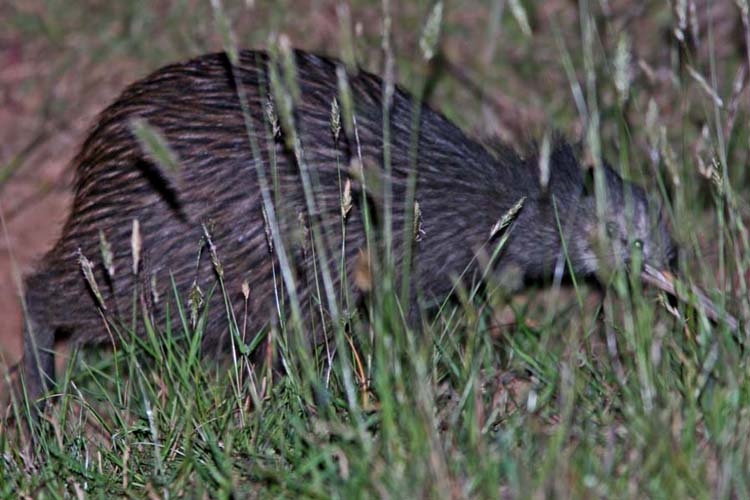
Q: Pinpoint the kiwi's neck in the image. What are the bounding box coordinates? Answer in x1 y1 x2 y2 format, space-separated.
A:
502 193 598 281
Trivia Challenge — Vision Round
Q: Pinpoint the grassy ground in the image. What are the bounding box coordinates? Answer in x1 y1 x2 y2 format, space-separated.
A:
2 0 750 497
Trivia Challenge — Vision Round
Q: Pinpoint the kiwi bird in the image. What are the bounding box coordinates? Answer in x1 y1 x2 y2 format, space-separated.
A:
22 49 680 414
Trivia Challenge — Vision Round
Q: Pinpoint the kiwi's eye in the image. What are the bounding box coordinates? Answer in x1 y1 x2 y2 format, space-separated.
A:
633 239 644 250
606 222 618 238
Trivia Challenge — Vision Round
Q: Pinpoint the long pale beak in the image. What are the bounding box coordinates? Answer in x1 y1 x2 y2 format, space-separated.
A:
640 263 740 333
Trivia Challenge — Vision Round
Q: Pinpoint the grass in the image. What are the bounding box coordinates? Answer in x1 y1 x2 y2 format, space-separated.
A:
2 0 750 497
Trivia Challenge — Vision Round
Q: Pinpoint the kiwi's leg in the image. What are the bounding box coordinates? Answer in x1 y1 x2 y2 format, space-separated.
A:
21 286 56 427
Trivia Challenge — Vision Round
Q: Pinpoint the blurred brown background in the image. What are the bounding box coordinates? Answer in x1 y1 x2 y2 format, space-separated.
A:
1 0 747 368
